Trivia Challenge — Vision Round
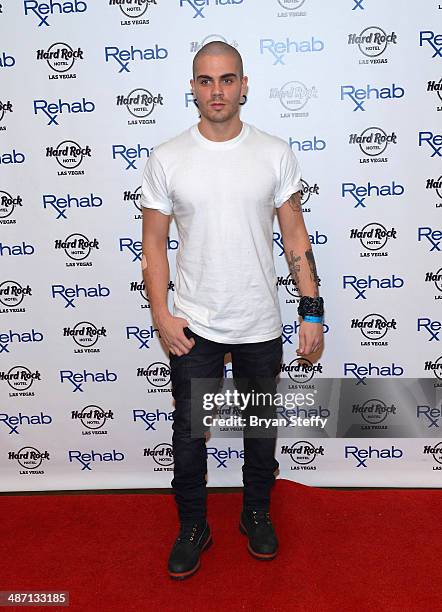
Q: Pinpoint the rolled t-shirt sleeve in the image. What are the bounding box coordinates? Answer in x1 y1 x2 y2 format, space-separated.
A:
140 151 173 215
274 145 302 208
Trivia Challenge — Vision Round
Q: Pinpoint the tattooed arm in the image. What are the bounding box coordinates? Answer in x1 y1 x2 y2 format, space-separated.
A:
276 191 323 354
277 191 320 299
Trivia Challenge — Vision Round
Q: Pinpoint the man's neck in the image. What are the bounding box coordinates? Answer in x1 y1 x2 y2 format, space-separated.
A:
197 117 243 142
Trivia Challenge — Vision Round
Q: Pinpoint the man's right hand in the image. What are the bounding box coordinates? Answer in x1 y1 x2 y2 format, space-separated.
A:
156 313 196 356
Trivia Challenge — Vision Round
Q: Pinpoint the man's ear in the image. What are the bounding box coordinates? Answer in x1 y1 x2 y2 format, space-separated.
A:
190 78 195 94
241 75 249 96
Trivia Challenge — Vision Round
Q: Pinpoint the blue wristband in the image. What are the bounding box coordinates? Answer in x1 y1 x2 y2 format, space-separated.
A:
302 315 323 323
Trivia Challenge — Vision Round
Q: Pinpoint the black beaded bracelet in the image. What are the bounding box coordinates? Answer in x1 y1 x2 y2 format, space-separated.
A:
297 296 324 318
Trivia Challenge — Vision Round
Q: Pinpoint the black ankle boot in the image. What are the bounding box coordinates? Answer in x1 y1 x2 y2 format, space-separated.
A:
168 520 212 579
240 508 278 560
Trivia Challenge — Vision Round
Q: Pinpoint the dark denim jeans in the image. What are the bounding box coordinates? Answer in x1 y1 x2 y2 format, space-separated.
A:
169 328 283 523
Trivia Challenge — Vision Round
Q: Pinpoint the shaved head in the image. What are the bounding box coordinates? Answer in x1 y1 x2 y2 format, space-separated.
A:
193 41 243 79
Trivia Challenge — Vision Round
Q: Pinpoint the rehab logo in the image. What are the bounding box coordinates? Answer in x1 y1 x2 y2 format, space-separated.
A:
23 0 87 26
0 100 13 131
417 317 441 342
0 190 23 225
104 44 168 73
288 135 326 152
0 150 25 165
273 229 327 256
0 411 52 435
341 180 404 208
112 143 152 170
270 81 318 119
342 273 404 299
420 31 442 59
340 83 404 111
0 281 32 314
0 51 15 68
419 131 442 157
43 192 103 220
133 408 173 431
349 222 397 257
345 444 403 467
109 0 156 26
180 0 243 19
116 88 163 126
126 326 159 349
349 127 397 163
348 27 397 64
34 97 95 126
46 140 92 176
282 320 329 346
60 368 118 392
207 446 244 468
417 405 442 428
425 176 442 208
260 36 324 65
418 226 442 252
51 282 110 308
68 449 124 470
351 313 397 347
343 362 404 384
36 43 84 79
119 236 178 262
54 233 99 267
0 241 35 258
0 328 43 354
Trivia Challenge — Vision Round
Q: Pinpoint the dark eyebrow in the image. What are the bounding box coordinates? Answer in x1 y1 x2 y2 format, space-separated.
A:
196 73 238 80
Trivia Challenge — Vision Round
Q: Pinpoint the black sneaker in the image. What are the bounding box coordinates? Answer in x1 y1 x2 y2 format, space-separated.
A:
239 508 278 560
168 520 212 580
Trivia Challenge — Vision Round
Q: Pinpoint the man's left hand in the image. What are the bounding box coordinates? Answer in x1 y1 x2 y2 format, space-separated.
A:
296 320 324 356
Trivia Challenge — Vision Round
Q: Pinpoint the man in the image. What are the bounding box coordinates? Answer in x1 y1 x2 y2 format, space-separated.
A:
141 41 324 579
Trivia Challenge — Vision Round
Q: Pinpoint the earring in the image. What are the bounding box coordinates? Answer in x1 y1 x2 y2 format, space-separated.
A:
240 94 247 106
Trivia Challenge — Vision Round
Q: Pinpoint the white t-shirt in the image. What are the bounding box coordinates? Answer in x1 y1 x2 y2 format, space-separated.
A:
140 122 302 344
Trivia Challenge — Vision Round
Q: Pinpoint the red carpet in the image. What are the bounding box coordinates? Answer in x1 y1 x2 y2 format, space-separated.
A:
1 479 441 611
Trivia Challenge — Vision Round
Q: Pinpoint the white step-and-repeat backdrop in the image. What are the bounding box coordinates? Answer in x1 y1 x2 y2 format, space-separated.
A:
1 0 441 491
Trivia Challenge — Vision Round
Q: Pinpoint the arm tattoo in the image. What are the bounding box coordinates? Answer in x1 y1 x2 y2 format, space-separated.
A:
288 250 301 287
305 248 319 288
288 191 302 214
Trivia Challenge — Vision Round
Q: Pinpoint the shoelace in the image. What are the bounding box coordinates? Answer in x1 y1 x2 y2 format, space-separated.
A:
177 522 204 543
250 509 271 526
